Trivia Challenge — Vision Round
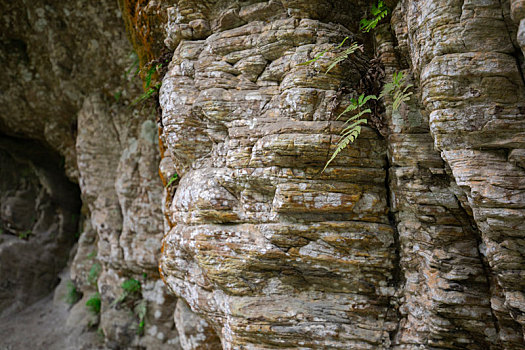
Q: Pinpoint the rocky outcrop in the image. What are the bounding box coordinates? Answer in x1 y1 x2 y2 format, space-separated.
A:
1 0 525 349
0 0 179 348
157 0 525 349
387 1 525 348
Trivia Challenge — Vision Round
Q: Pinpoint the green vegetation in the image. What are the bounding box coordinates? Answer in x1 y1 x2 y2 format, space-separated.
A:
323 93 377 171
360 0 388 33
113 278 141 306
132 63 163 106
301 0 413 171
134 299 147 335
122 278 141 294
111 278 147 336
18 230 32 240
380 71 413 111
65 281 81 305
299 36 352 67
88 262 101 286
165 173 179 188
86 293 101 314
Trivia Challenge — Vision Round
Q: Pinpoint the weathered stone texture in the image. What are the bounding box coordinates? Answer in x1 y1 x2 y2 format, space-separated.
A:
388 0 525 348
0 0 180 348
0 140 80 316
2 0 525 349
159 1 398 349
158 0 525 349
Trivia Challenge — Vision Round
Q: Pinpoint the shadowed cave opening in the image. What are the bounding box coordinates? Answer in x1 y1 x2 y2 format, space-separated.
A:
0 134 81 317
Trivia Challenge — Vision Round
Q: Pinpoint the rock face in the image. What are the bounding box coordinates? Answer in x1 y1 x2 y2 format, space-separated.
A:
0 0 179 348
157 0 525 349
0 139 80 316
1 0 525 349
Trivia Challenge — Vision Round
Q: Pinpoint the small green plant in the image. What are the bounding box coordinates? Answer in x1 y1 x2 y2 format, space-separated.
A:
122 278 141 294
18 230 32 240
86 293 101 314
299 36 351 67
360 0 388 33
323 93 377 171
65 281 81 305
87 251 97 259
113 278 142 306
379 71 413 111
165 173 179 188
134 299 147 335
322 73 413 171
88 263 101 286
325 42 363 74
299 1 412 172
132 63 163 106
111 278 146 335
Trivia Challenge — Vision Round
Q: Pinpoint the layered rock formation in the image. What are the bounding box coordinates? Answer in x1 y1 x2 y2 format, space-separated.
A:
157 0 525 349
1 0 525 349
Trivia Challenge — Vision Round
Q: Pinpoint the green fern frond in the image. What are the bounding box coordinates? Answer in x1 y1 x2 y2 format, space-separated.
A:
342 109 371 126
341 119 367 136
337 102 358 120
165 173 179 188
360 94 378 105
379 82 395 99
326 42 362 73
382 71 413 111
323 102 371 172
323 133 352 172
360 0 388 33
300 37 354 68
299 49 330 66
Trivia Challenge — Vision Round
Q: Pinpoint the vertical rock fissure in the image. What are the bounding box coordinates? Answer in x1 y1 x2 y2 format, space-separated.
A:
384 154 403 348
497 0 525 86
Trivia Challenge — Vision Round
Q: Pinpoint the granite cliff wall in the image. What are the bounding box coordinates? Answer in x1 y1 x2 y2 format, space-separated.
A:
0 0 524 349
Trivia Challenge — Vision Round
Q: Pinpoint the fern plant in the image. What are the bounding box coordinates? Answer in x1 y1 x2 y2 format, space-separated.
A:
323 93 377 171
326 42 363 74
298 0 415 172
132 63 163 106
360 0 388 33
299 37 351 67
112 278 141 306
380 71 413 111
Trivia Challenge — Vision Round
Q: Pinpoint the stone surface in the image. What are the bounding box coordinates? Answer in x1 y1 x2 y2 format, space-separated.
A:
158 0 525 349
0 0 182 348
0 140 80 317
159 1 396 349
2 0 525 349
389 1 525 348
